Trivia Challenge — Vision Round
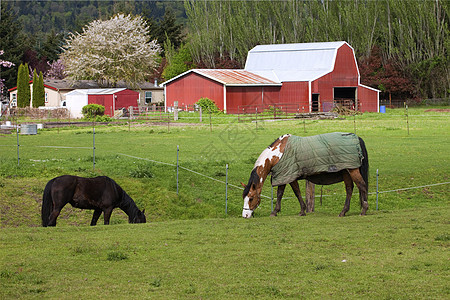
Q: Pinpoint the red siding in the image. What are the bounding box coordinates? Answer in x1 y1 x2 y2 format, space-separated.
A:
115 89 139 110
89 95 114 116
313 44 359 110
226 86 281 114
165 73 225 110
88 89 139 116
358 85 379 112
279 82 310 111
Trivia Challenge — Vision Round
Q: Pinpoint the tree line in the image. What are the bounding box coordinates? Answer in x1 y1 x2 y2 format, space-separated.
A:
185 0 449 100
1 0 448 104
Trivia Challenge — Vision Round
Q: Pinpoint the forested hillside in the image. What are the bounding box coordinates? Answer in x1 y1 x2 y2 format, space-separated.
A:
0 0 448 104
4 0 186 34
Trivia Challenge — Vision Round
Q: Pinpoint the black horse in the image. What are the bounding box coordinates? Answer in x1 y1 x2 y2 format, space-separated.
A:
41 175 146 227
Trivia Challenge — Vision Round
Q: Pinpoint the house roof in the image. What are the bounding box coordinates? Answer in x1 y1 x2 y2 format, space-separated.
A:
8 79 162 92
66 88 127 96
245 41 350 82
161 69 281 87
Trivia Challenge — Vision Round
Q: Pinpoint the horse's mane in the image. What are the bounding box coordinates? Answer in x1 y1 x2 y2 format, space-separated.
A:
243 168 260 197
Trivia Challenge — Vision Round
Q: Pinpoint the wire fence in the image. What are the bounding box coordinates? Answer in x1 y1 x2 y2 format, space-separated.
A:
1 121 449 214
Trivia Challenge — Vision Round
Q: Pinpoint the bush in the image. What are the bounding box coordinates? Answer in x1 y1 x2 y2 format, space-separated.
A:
82 104 105 120
94 115 113 122
195 98 222 114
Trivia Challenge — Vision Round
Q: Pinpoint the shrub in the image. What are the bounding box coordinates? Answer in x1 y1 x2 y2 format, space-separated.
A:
195 97 221 114
94 115 113 122
82 104 105 120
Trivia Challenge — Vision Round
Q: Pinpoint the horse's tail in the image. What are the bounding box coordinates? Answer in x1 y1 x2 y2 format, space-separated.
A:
359 137 369 205
41 178 55 227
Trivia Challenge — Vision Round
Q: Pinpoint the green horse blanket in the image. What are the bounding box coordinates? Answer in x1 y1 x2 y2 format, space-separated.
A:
271 133 363 186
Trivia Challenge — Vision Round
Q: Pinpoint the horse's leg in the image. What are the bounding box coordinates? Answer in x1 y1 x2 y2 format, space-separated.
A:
90 209 102 226
47 202 66 226
270 185 286 217
103 208 113 225
339 171 354 217
289 180 306 216
348 169 369 215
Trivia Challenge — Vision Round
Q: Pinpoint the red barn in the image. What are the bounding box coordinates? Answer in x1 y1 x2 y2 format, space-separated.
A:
87 88 139 117
162 41 379 113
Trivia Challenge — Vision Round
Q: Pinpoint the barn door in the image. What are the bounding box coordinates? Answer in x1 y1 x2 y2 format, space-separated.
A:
311 94 320 112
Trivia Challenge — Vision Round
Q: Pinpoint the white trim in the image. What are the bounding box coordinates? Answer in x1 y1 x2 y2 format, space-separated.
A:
308 81 312 112
164 85 167 112
223 84 227 112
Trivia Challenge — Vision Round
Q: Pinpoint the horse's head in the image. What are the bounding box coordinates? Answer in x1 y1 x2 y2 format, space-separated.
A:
131 209 146 224
242 168 262 218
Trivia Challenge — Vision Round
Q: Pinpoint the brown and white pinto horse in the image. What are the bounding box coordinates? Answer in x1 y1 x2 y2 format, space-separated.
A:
242 133 369 218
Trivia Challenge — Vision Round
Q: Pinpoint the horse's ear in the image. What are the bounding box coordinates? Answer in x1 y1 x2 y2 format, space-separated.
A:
241 182 246 188
142 209 145 214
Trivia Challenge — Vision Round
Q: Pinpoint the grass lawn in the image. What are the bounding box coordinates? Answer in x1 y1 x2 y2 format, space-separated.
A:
1 206 449 299
0 106 449 298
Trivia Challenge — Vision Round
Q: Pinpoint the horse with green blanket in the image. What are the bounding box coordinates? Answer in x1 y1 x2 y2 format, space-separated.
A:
242 133 369 218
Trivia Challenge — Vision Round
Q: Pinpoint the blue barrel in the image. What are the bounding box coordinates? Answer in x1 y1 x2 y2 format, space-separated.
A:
380 105 386 113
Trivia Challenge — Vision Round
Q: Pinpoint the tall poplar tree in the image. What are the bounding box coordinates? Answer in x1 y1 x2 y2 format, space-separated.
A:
32 70 38 107
36 71 45 107
16 63 31 107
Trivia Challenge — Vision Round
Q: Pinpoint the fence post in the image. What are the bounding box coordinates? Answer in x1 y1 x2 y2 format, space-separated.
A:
16 127 20 166
199 106 202 123
209 108 212 132
177 145 179 195
255 107 258 130
93 125 96 170
405 104 409 135
225 164 228 215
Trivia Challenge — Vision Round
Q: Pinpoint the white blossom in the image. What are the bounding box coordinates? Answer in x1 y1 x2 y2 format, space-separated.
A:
61 14 160 86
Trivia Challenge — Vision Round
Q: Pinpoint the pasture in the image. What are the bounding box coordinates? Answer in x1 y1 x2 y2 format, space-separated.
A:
0 107 449 298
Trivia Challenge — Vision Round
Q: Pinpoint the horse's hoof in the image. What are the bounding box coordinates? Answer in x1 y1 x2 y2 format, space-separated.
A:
270 213 277 217
299 212 306 216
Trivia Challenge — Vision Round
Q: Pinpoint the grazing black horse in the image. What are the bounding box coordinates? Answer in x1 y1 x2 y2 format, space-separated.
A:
41 175 146 227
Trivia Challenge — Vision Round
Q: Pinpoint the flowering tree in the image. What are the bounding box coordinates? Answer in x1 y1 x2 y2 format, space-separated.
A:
0 50 15 102
45 59 66 80
61 14 160 87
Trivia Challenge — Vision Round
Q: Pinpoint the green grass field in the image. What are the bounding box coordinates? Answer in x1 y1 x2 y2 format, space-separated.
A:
0 107 449 298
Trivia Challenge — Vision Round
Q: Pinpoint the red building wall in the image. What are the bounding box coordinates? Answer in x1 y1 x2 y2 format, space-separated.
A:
226 86 280 114
165 73 225 110
88 95 114 116
279 82 310 111
358 85 379 112
313 43 360 110
115 90 139 110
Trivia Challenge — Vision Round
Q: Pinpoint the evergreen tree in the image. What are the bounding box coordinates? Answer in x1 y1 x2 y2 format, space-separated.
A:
0 6 27 92
36 71 45 107
32 70 39 107
17 63 31 107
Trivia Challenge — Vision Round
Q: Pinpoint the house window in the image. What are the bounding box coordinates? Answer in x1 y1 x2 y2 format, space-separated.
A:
145 91 152 104
45 92 48 103
11 94 17 107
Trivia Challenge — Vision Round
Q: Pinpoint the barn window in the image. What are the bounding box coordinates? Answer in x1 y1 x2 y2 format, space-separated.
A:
145 91 152 104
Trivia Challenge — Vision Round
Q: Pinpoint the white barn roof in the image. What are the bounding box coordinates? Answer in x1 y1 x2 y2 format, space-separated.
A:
245 41 349 82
